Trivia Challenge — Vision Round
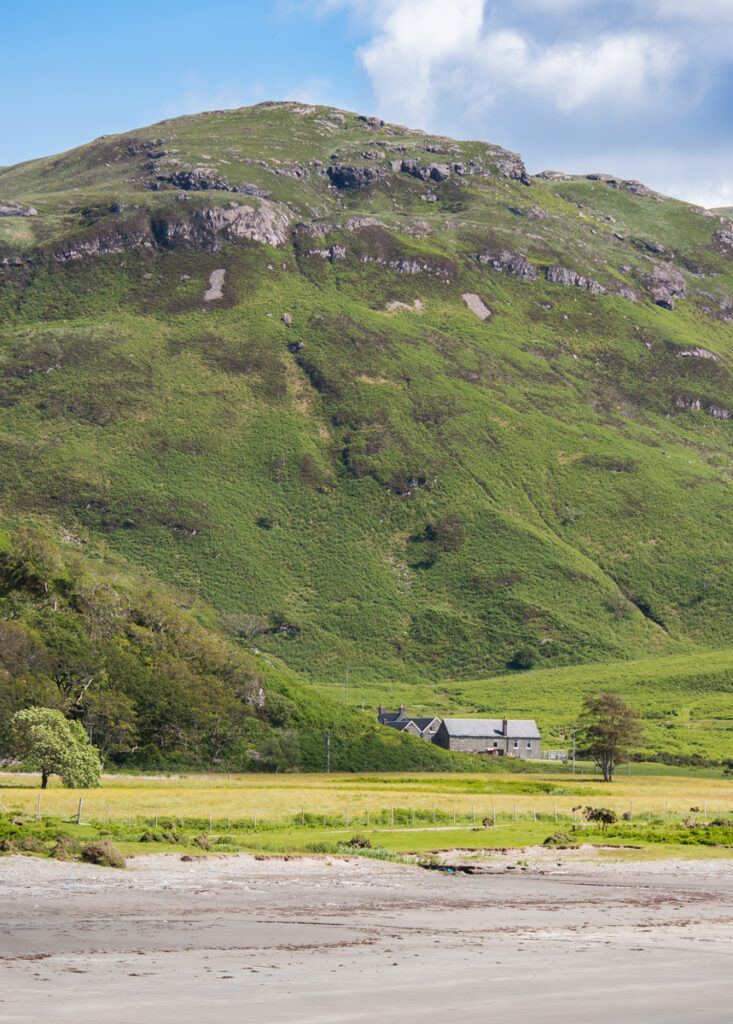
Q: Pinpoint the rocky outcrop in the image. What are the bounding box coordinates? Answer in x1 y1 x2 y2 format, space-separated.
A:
545 265 606 294
647 265 686 310
675 347 720 361
156 200 291 249
359 254 453 281
0 201 38 217
399 160 451 182
163 166 231 191
714 228 733 249
486 146 530 185
586 173 649 197
477 249 537 281
327 164 387 189
306 245 346 261
676 397 730 419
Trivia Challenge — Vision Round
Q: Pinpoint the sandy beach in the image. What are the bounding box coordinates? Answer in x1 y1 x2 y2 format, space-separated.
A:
2 849 733 1023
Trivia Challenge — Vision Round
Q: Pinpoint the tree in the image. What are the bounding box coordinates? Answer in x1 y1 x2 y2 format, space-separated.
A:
580 692 645 782
11 706 101 788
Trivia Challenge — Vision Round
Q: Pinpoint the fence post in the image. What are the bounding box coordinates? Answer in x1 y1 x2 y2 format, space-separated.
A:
453 809 456 826
533 807 536 822
391 807 394 827
472 804 475 825
366 810 369 828
346 806 349 827
37 793 41 819
553 803 557 822
301 807 305 826
106 803 111 825
254 808 257 827
433 806 436 824
704 800 707 821
492 805 496 825
155 807 159 829
514 803 517 822
412 809 415 826
77 798 83 826
209 810 213 832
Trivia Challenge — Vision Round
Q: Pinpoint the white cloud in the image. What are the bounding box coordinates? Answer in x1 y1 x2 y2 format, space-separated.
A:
356 0 678 127
655 0 733 22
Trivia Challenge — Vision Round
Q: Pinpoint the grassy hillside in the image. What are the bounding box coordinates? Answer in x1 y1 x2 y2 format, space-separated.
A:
0 102 731 762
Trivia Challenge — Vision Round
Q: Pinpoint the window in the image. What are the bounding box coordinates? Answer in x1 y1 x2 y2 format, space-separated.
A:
493 741 498 747
527 742 532 749
513 741 518 749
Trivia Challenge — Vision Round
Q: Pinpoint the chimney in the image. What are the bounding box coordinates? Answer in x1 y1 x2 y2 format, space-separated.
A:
502 717 508 736
399 703 407 719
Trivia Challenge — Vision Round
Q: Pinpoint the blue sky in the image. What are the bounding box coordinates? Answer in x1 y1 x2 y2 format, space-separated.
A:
2 0 732 206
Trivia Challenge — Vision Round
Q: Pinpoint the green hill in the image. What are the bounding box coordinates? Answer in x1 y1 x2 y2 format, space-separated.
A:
0 102 731 765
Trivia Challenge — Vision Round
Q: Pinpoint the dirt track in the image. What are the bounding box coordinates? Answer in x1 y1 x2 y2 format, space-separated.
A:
2 851 733 1023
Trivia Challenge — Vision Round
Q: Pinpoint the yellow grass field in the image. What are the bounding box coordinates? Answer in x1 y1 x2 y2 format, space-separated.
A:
2 771 733 827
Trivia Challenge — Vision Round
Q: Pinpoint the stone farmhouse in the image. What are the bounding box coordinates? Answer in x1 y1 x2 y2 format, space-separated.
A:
433 718 541 759
377 704 441 742
377 708 541 759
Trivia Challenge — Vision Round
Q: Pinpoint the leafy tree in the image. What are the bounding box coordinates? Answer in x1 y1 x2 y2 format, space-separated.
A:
11 706 101 788
580 692 645 782
81 688 137 766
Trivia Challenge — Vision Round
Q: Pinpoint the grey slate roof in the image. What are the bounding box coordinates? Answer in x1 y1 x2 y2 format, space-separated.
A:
383 716 440 733
441 718 540 739
389 716 440 733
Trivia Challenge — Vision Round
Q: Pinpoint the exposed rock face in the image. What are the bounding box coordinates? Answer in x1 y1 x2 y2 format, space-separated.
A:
306 245 346 261
477 249 537 281
54 225 152 262
675 347 720 361
676 397 730 419
163 166 231 191
359 253 453 280
462 292 492 320
327 164 387 189
714 228 733 249
203 268 226 302
0 201 38 217
586 173 649 197
486 147 531 185
545 265 606 294
399 160 451 182
344 216 386 231
648 264 686 309
158 200 291 249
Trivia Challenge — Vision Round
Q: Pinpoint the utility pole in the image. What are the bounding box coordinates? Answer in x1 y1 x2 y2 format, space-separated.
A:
344 666 349 707
326 730 331 773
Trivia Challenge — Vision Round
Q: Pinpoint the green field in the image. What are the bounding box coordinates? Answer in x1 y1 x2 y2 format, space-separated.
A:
3 770 733 862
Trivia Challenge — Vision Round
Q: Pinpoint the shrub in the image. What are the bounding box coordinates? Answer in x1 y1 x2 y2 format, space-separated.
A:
192 835 211 850
80 840 125 869
18 836 46 853
52 836 81 860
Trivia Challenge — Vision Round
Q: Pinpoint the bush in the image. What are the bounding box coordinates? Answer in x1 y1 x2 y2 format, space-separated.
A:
18 836 46 853
192 835 211 850
52 836 81 860
509 645 538 670
80 840 125 868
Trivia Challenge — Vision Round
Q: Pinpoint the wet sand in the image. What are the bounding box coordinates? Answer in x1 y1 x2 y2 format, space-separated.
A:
2 850 733 1023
